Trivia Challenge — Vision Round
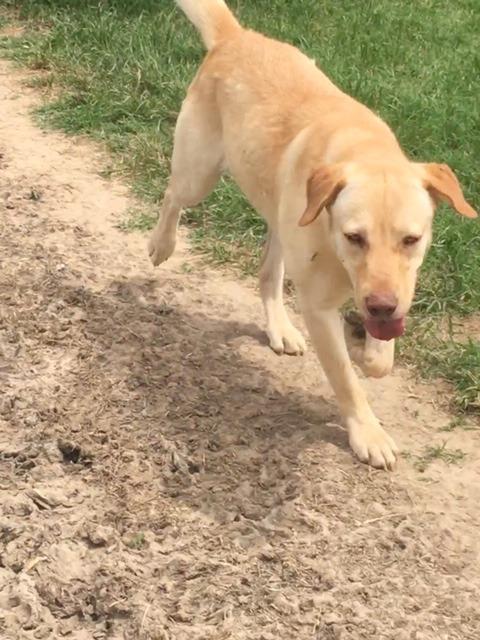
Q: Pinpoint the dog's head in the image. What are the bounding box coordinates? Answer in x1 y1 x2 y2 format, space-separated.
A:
299 161 477 341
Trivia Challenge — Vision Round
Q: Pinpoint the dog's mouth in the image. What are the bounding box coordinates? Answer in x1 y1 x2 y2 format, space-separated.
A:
363 316 405 341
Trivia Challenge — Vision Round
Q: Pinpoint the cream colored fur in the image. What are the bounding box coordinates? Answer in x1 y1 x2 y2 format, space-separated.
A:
149 0 477 469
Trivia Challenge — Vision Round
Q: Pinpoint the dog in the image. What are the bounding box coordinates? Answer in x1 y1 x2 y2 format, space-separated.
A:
148 0 477 469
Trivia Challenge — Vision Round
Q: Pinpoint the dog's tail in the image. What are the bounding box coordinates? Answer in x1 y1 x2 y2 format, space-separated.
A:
175 0 241 50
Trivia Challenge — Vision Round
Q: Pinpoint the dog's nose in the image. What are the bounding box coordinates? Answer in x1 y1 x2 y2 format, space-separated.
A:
365 292 398 318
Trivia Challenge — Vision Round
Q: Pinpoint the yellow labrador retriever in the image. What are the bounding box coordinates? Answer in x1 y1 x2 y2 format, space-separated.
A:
149 0 477 468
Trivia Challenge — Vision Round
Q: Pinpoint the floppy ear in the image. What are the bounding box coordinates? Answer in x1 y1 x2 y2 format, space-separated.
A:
299 164 346 227
419 163 477 219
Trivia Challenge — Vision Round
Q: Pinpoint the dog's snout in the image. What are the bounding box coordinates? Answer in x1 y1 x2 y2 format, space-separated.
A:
365 292 398 319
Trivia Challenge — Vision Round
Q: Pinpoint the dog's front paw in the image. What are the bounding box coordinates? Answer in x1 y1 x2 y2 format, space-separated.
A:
347 417 398 470
267 319 306 355
148 228 176 266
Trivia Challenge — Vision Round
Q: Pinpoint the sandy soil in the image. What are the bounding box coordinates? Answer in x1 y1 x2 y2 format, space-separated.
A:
1 60 479 640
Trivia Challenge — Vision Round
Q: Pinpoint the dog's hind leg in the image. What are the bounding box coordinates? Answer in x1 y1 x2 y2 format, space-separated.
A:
149 88 223 266
344 311 395 378
259 229 306 355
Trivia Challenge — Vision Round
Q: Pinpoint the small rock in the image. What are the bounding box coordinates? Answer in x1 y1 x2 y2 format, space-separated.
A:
3 495 35 516
0 439 24 457
24 413 39 428
369 501 387 516
0 518 25 543
85 523 115 547
26 488 66 509
41 442 64 464
272 592 299 614
324 612 343 625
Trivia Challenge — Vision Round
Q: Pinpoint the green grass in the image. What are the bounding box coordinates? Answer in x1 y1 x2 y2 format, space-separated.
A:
405 442 466 473
399 317 480 411
0 0 478 409
439 416 479 432
126 532 146 550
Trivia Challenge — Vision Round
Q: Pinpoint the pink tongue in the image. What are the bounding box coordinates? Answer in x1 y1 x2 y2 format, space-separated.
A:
364 317 405 341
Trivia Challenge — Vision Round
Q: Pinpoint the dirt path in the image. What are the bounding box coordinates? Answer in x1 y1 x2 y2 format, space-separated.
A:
0 60 479 640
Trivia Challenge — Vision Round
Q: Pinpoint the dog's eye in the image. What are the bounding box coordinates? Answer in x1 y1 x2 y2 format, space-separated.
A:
403 235 420 247
344 233 366 247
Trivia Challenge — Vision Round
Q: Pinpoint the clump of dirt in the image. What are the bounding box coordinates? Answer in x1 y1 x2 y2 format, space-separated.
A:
0 61 479 639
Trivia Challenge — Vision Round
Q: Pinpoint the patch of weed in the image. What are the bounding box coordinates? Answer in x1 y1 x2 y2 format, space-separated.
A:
126 532 146 550
412 442 466 473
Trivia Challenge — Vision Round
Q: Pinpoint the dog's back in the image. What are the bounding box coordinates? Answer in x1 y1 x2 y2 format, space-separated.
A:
176 0 355 219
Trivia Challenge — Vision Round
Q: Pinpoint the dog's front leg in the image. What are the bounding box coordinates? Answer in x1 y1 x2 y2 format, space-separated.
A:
300 300 398 469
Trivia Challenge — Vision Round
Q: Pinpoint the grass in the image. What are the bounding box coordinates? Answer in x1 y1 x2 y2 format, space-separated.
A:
0 0 478 410
439 416 479 432
126 532 146 550
399 317 480 411
406 442 466 473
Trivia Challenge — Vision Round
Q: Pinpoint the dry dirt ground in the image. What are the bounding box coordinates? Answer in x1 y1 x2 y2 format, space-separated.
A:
1 60 480 640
